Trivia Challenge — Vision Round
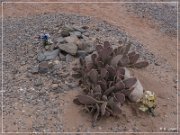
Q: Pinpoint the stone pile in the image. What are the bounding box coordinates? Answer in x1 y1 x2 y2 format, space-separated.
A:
34 25 96 74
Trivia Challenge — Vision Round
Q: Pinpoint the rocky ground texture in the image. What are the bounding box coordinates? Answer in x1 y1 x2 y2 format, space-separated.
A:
2 13 149 132
125 2 178 36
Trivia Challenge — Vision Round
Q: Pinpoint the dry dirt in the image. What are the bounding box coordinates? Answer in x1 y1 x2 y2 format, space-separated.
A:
0 0 179 134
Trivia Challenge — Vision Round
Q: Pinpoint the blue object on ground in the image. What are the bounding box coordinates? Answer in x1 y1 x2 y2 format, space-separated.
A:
42 34 49 41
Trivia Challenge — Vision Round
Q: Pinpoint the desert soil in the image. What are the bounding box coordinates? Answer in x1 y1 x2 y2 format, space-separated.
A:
0 0 179 134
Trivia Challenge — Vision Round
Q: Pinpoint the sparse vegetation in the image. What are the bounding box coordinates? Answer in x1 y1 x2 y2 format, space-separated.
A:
73 41 149 126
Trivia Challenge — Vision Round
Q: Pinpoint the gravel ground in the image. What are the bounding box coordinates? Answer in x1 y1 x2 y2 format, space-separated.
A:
2 13 155 132
124 3 178 36
2 12 176 132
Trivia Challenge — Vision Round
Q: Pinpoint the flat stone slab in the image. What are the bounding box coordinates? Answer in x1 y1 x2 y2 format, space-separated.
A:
37 49 59 62
58 43 78 56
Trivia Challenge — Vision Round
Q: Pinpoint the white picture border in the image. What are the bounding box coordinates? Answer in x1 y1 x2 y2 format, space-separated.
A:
1 1 179 134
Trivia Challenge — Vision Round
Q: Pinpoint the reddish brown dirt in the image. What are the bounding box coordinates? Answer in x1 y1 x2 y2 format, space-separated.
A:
1 0 179 133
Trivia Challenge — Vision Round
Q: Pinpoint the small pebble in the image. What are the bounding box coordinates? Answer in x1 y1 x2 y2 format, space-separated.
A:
83 32 90 37
29 66 39 74
38 61 50 73
34 78 43 86
20 61 26 65
51 84 59 89
66 54 75 63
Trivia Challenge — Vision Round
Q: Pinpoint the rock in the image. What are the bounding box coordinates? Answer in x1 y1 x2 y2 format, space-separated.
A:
128 79 144 102
26 72 33 78
38 61 49 73
52 79 60 84
66 54 75 62
59 53 66 61
54 60 60 65
71 31 82 38
32 40 39 45
74 26 86 33
77 50 88 58
76 39 93 52
81 26 89 30
20 60 26 65
34 78 43 86
51 84 59 90
82 36 95 53
56 37 66 44
48 39 53 44
51 88 64 93
29 53 35 58
154 59 161 66
82 35 89 40
43 49 59 60
83 32 90 37
29 66 39 74
118 40 123 45
61 30 70 37
64 35 79 44
119 68 144 102
61 26 74 37
53 60 62 70
45 45 50 50
76 39 95 53
124 68 132 79
75 39 85 50
37 49 59 62
37 53 46 62
58 43 78 55
84 45 95 53
95 27 100 31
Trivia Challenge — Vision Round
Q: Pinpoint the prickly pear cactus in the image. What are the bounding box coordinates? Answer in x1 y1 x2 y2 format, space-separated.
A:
72 41 154 126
